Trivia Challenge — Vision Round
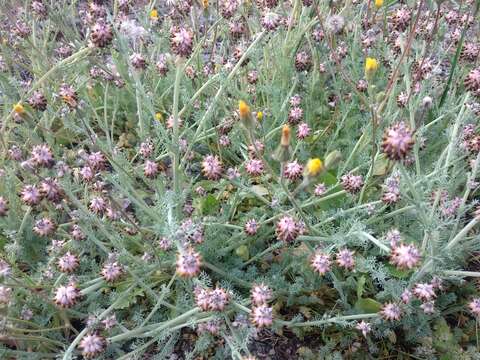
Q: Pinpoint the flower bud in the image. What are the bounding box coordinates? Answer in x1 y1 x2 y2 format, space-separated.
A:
375 0 384 8
239 100 255 129
273 125 292 163
324 150 342 170
364 57 379 81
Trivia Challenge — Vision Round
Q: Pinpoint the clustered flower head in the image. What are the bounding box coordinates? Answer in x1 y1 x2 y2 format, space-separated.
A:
275 215 300 243
380 302 402 321
57 252 79 273
251 303 273 328
390 243 421 270
341 173 364 194
381 122 415 160
54 281 81 308
356 321 372 337
284 160 303 180
101 261 124 282
195 286 230 311
170 26 194 57
245 158 264 177
202 155 223 180
176 247 202 278
310 250 331 275
335 248 355 270
79 332 106 358
244 219 259 235
251 283 272 305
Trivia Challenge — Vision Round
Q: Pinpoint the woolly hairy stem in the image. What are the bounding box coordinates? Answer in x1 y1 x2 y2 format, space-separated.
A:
445 218 479 251
443 270 480 277
108 308 199 343
172 59 184 204
355 231 391 253
282 313 380 327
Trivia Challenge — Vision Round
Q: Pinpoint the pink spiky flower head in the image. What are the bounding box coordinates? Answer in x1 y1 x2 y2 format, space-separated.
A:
28 90 47 111
401 289 412 304
144 160 159 178
469 298 480 317
54 281 81 308
465 67 480 97
297 122 311 139
31 144 54 167
244 219 259 236
101 261 124 283
251 304 273 328
380 302 402 321
251 283 272 305
420 300 435 314
33 218 56 237
288 107 303 125
209 287 230 311
87 151 107 171
195 287 211 311
314 183 327 196
381 122 414 160
20 184 41 206
202 155 223 180
90 20 113 48
89 196 107 214
310 251 331 275
139 140 154 158
159 237 173 251
245 159 264 177
57 252 79 273
79 332 106 359
71 224 86 241
356 321 371 337
170 26 194 57
262 11 281 31
40 178 63 203
413 283 436 301
176 247 202 278
390 243 421 270
284 160 303 180
275 215 299 243
341 173 364 194
335 248 355 270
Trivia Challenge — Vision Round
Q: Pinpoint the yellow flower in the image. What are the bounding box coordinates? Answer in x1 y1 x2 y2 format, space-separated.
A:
374 0 383 8
306 158 324 177
256 111 263 122
238 100 250 119
155 112 163 121
202 0 209 8
13 103 25 114
365 57 379 72
150 9 158 20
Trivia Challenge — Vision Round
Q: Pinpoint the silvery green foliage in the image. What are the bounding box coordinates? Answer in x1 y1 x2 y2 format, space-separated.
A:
0 0 480 358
